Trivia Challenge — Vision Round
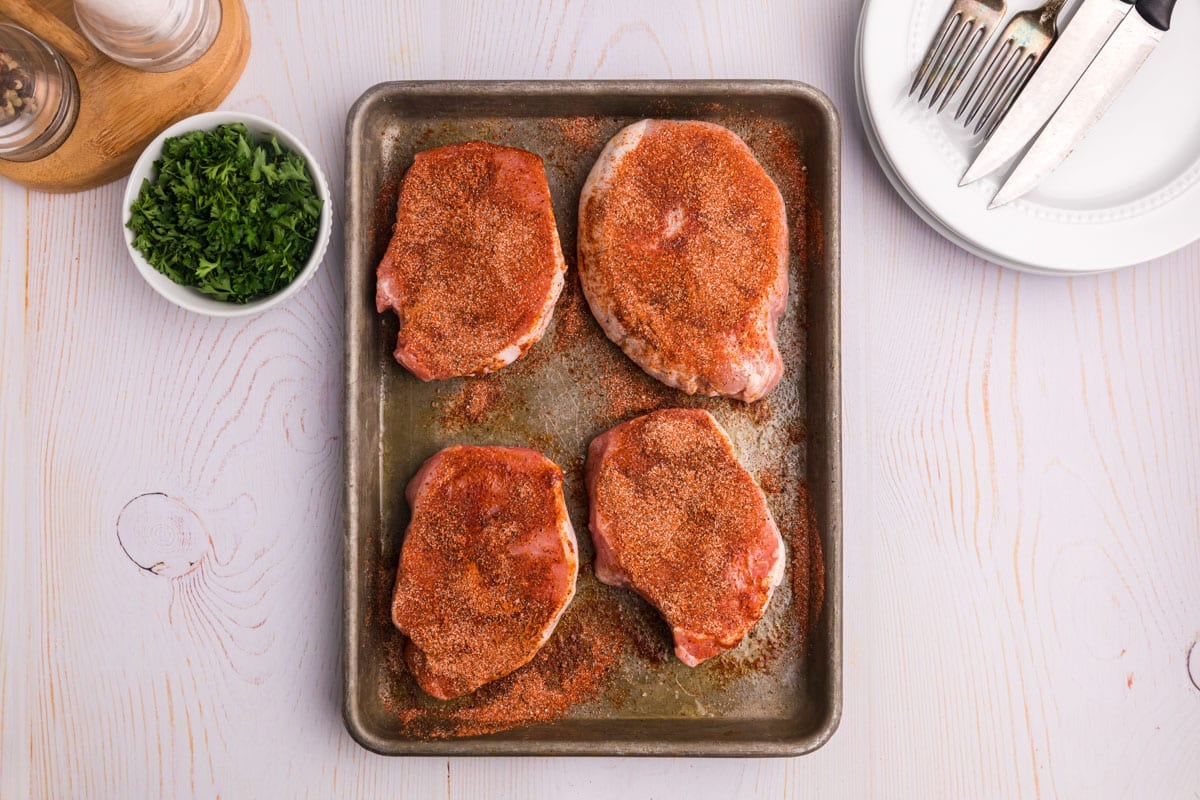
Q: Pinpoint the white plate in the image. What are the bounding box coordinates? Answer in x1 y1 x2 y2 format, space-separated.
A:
855 7 1061 273
860 0 1200 273
855 7 1051 273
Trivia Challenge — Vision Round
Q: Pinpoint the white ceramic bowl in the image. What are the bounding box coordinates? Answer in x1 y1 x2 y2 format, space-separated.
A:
122 111 333 317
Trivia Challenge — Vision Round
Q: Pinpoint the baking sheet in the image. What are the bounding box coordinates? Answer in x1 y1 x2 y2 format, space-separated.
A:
344 81 841 756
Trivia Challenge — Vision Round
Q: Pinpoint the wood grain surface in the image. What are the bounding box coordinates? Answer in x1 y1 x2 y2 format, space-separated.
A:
2 1 1198 798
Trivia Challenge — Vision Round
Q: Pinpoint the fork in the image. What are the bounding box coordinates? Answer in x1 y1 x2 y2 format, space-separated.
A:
909 0 1007 110
956 0 1067 135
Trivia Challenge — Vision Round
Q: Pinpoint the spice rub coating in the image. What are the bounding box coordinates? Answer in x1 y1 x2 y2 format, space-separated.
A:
585 409 785 666
578 120 788 403
377 141 566 380
391 445 578 699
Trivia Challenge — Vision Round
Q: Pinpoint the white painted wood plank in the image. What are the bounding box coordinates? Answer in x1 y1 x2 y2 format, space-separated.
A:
1 188 31 800
1 0 1198 797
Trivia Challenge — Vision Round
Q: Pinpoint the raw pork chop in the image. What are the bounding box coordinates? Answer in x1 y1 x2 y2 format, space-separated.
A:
577 120 788 403
377 141 566 380
585 408 785 666
391 445 578 699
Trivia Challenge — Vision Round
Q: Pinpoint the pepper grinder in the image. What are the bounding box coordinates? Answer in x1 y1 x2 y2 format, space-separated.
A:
0 23 79 162
74 0 221 73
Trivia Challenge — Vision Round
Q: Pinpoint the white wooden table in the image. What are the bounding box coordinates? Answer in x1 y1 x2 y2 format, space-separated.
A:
3 1 1199 797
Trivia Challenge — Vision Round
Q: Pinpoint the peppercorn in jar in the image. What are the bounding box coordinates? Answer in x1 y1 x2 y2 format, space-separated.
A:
0 23 78 162
0 47 35 122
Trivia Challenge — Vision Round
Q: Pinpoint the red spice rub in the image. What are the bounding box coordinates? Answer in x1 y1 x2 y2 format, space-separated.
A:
377 141 566 380
597 368 676 421
433 376 519 433
585 408 785 665
391 446 578 700
550 271 595 353
791 483 825 646
554 116 606 155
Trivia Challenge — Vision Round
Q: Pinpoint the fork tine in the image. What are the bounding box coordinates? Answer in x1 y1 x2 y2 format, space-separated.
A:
928 19 976 108
954 0 1064 134
936 24 988 113
962 39 1016 127
910 11 962 96
971 46 1025 133
976 52 1036 135
917 13 966 101
956 36 1007 121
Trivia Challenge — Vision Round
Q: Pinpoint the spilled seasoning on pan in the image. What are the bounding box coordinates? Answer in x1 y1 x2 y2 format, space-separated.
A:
434 376 519 431
594 357 678 422
380 590 623 738
550 272 594 353
553 116 606 155
370 170 403 267
790 483 825 648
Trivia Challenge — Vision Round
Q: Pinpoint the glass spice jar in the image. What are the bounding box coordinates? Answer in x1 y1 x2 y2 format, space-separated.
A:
73 0 221 74
0 23 80 163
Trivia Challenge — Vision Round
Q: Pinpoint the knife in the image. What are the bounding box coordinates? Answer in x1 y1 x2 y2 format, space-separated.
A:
990 0 1178 208
961 0 1135 186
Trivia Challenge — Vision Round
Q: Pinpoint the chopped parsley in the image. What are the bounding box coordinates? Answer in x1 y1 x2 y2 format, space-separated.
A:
127 123 323 304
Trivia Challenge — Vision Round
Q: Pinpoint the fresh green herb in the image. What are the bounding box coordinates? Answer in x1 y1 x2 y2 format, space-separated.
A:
127 123 323 303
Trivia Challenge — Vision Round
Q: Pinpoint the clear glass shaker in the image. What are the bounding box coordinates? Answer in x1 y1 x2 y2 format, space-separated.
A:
74 0 221 73
0 23 80 163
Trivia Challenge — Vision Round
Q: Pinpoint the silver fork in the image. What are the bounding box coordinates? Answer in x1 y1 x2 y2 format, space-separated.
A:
909 0 1007 110
957 0 1067 135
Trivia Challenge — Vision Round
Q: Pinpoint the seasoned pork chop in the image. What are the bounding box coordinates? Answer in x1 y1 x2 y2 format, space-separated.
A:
577 120 789 403
585 408 784 666
377 142 566 380
391 446 578 699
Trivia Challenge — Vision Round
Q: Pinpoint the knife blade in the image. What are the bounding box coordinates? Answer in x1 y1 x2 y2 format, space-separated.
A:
960 0 1134 186
990 0 1177 209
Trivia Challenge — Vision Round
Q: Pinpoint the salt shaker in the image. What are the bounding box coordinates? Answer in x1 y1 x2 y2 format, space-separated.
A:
0 23 79 162
74 0 221 73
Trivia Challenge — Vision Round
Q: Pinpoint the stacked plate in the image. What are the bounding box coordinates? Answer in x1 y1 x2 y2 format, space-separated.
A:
856 0 1200 274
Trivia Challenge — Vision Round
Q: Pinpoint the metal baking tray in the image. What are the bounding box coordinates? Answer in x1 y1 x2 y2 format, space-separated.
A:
344 80 841 757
